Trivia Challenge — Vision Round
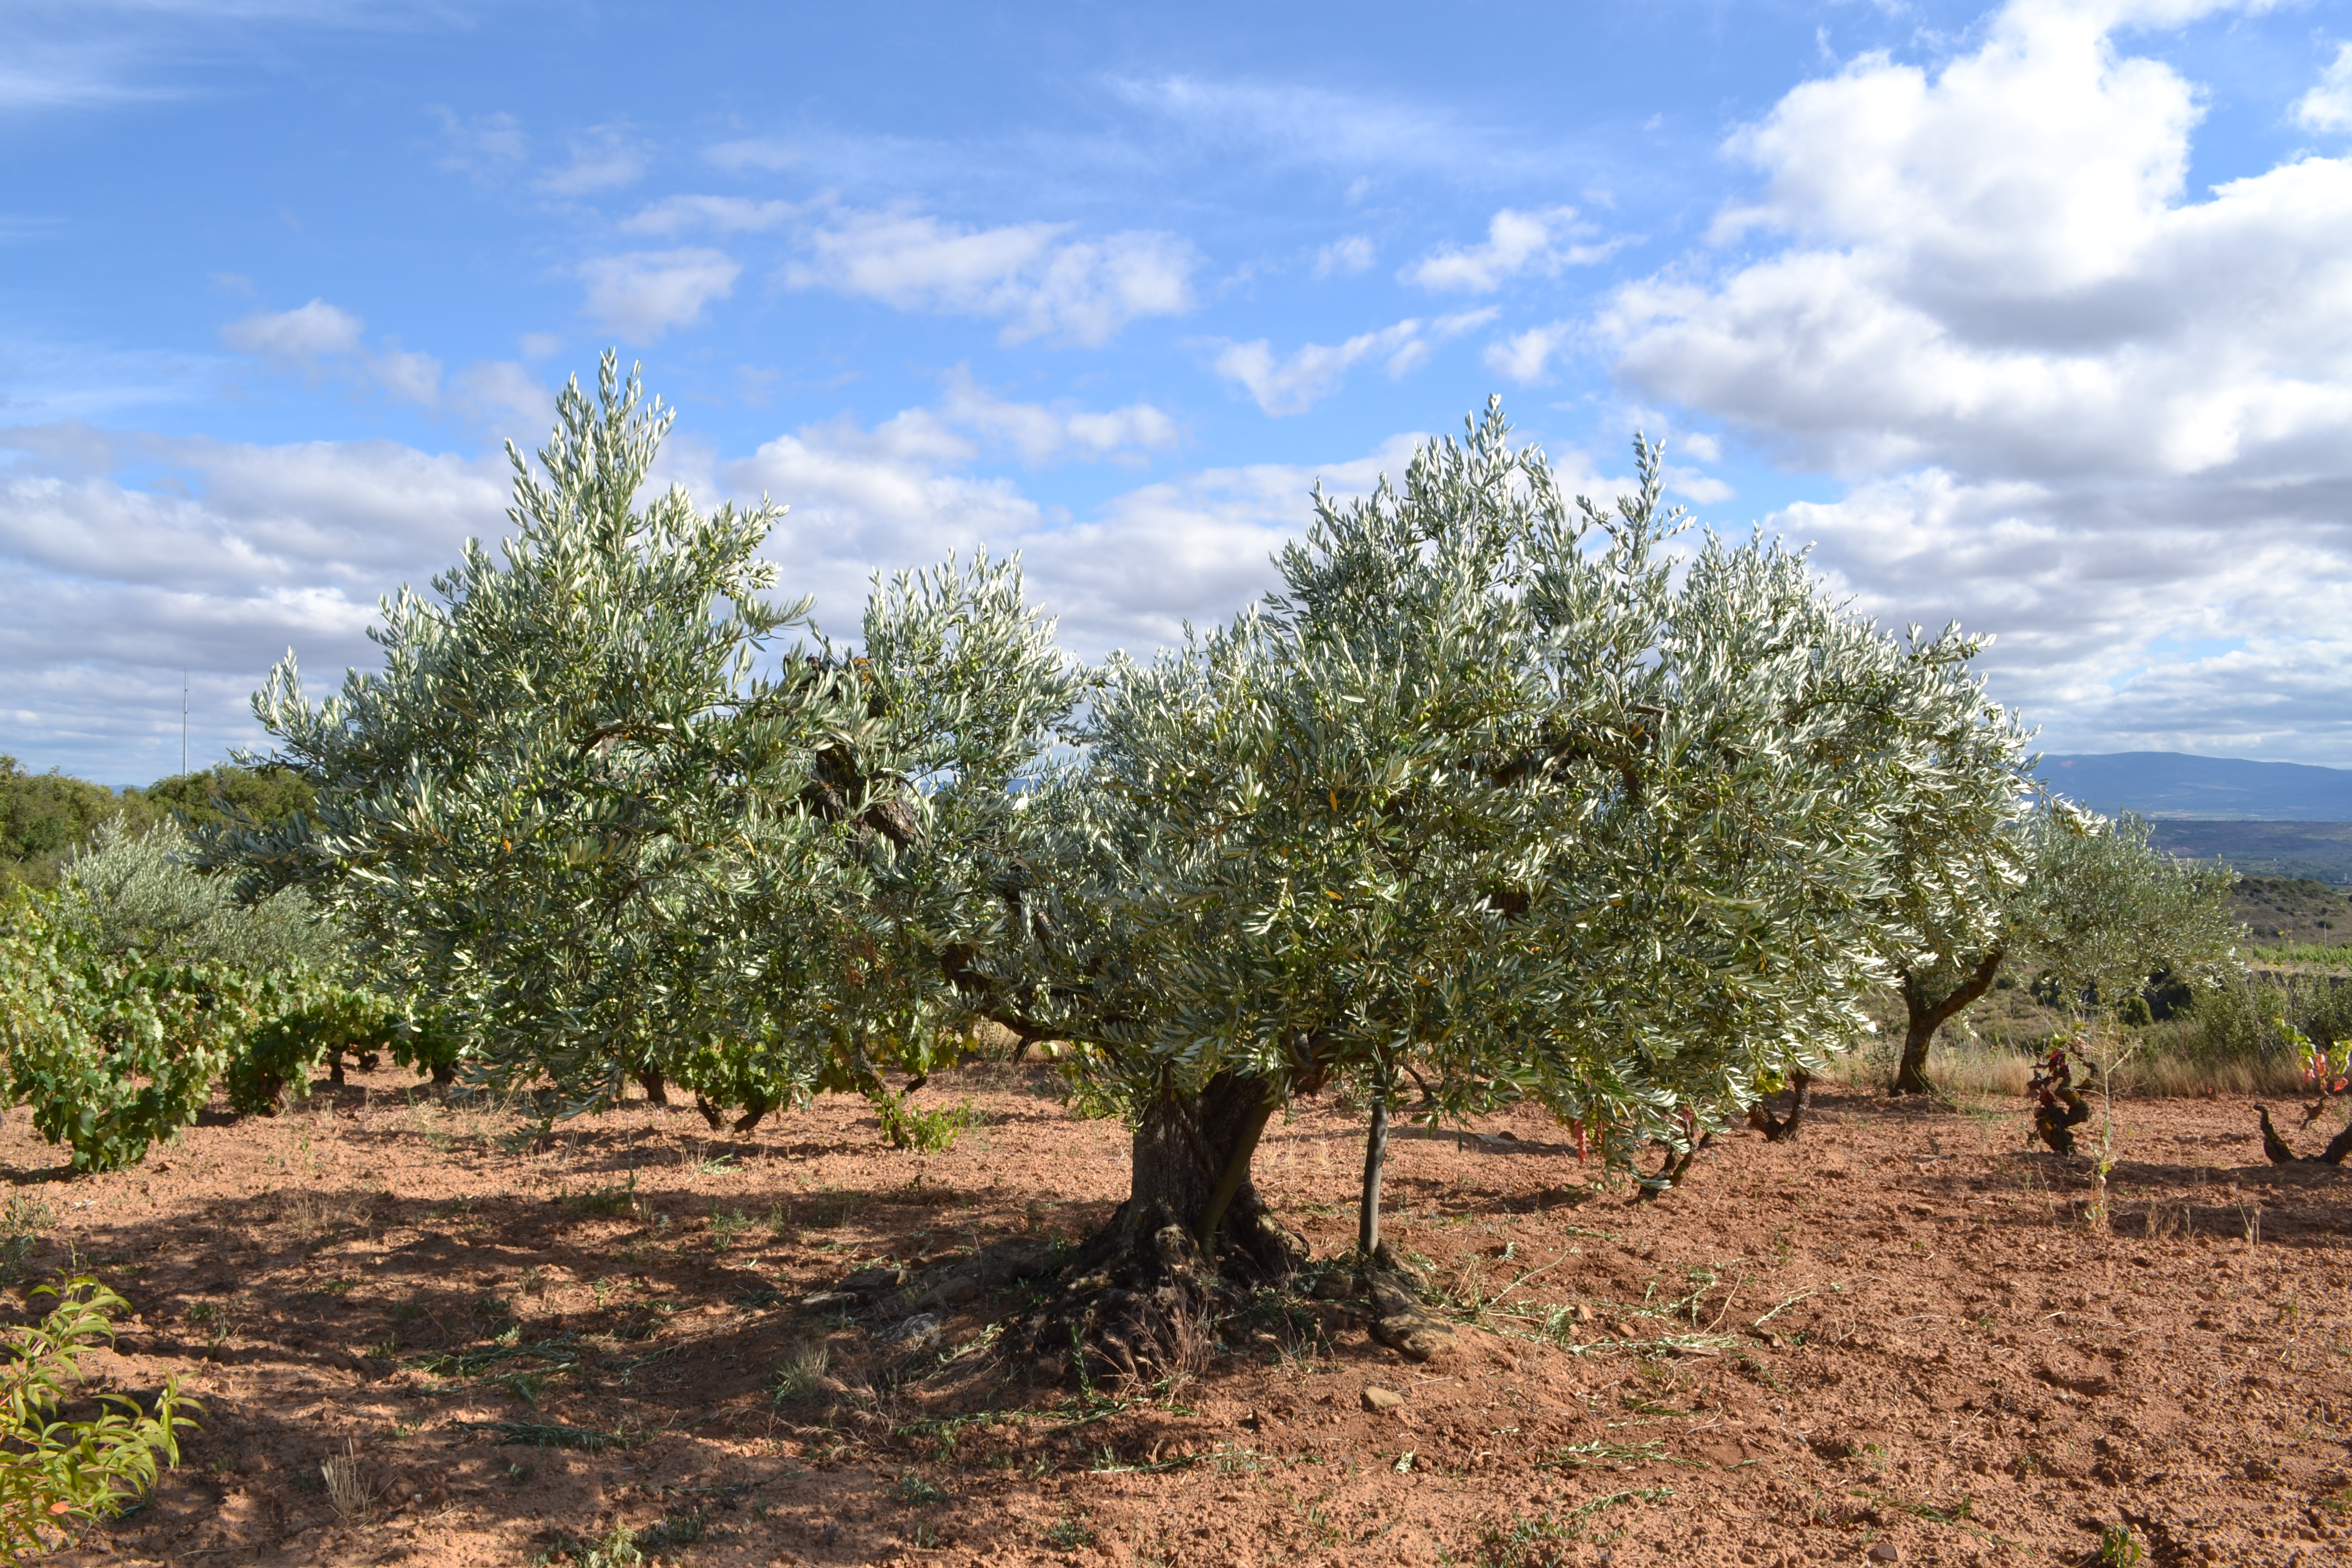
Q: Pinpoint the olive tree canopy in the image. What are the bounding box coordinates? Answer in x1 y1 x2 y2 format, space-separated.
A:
1886 804 2239 1095
218 355 1080 1120
982 404 2029 1295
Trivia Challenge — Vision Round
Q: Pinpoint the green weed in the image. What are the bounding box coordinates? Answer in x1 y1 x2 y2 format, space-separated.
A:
1043 1512 1096 1550
771 1342 831 1405
873 1091 979 1153
707 1208 755 1252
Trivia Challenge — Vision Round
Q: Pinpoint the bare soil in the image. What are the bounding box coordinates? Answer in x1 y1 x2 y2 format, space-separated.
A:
25 1064 2352 1568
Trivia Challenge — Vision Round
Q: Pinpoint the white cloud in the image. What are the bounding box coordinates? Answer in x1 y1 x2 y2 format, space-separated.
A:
716 408 1425 657
1313 235 1376 278
1112 76 1552 181
1483 321 1574 384
935 367 1178 464
1214 310 1497 416
703 136 797 172
578 248 741 340
783 208 1196 346
369 340 442 406
221 299 364 360
0 426 508 777
1405 207 1618 292
0 2 449 121
219 300 450 408
2297 42 2352 134
1774 465 2352 759
537 125 648 195
1596 0 2352 757
427 106 528 176
454 360 556 435
620 194 797 237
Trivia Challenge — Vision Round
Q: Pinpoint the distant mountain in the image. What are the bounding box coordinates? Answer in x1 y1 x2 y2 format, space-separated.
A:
2036 752 2352 822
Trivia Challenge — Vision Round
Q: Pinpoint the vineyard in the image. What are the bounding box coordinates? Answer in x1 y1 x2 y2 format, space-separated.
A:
22 1062 2352 1568
0 358 2343 1565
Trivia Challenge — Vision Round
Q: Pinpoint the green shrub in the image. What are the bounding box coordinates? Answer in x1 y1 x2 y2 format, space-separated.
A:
871 1091 977 1152
0 1278 198 1561
0 906 253 1170
224 983 399 1115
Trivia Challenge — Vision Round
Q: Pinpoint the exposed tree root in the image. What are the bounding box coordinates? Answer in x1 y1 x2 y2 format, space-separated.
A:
2256 1105 2352 1166
694 1092 773 1136
1008 1192 1306 1386
1635 1132 1714 1199
1746 1072 1812 1142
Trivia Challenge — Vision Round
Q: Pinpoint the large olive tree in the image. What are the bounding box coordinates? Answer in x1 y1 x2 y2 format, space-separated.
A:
983 406 2025 1340
217 355 1080 1121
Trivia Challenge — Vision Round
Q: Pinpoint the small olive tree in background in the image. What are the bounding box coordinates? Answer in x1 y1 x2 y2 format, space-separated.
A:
218 354 1081 1125
1885 803 2239 1097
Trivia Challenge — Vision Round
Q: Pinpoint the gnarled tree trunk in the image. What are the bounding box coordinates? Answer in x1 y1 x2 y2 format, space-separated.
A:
1019 1070 1303 1383
1892 951 2004 1095
1117 1071 1297 1276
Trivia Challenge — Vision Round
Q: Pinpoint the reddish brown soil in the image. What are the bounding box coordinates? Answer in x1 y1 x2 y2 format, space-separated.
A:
23 1064 2352 1568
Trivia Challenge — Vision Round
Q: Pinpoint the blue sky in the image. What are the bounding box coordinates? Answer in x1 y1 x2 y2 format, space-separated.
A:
5 0 2352 783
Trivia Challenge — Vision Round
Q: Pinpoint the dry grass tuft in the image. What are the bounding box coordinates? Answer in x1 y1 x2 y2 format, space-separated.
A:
321 1438 376 1522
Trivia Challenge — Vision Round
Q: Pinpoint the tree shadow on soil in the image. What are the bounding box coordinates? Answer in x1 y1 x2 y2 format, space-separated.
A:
42 1169 1171 1564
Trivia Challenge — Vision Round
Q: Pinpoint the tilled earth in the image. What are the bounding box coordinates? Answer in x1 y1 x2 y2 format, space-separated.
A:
20 1062 2352 1567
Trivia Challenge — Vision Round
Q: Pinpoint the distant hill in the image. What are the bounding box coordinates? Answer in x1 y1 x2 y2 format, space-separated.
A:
2147 822 2352 885
2037 752 2352 821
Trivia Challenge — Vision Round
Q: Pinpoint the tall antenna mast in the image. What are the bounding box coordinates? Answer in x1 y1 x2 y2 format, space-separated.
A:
181 671 188 776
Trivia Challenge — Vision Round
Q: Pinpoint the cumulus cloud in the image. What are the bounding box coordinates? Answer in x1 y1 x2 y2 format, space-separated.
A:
935 368 1179 465
578 249 741 340
454 360 557 434
219 300 446 408
221 299 363 360
1405 207 1616 292
1215 310 1497 415
783 208 1197 346
0 426 507 777
1484 321 1574 384
2296 42 2352 134
1600 0 2352 758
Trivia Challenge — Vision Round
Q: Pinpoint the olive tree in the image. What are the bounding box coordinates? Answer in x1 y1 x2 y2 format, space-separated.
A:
218 355 1079 1122
984 406 2022 1353
1885 803 2238 1096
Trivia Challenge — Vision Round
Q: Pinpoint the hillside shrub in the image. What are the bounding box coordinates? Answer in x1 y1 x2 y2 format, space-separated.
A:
0 762 145 892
